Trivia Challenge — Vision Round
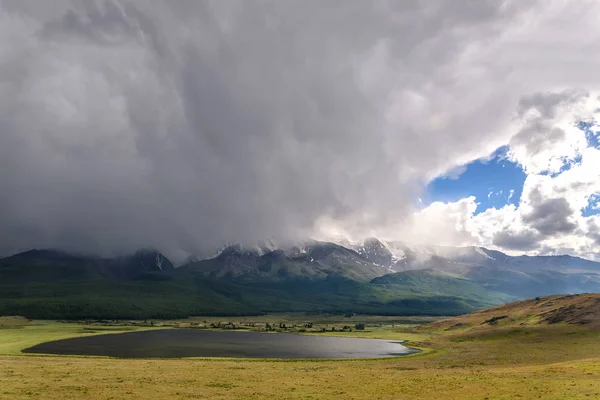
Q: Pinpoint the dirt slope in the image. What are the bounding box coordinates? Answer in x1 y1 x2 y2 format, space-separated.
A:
424 293 600 331
0 316 29 328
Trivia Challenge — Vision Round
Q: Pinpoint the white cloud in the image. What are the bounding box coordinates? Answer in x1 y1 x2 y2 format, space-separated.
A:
400 144 600 258
508 189 515 202
507 90 597 175
392 197 480 247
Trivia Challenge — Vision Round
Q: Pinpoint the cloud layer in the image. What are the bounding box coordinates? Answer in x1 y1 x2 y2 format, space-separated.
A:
1 0 600 260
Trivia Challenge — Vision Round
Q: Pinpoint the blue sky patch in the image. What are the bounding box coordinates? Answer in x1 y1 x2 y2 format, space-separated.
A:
538 154 583 178
425 146 526 214
578 120 600 148
583 194 600 217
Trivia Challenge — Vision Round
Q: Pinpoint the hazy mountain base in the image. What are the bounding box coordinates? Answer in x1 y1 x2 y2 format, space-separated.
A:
0 275 506 320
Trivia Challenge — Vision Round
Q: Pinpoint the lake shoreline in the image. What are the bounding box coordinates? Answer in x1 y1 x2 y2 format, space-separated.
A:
22 328 421 359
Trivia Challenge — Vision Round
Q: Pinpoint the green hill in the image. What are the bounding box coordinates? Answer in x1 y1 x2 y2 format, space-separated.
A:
371 269 514 308
0 249 510 319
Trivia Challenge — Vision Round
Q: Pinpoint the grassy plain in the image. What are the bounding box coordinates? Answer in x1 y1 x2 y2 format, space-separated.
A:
1 311 600 399
0 318 155 356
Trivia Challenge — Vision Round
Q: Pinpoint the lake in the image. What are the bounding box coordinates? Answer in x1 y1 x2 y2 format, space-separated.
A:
23 329 419 359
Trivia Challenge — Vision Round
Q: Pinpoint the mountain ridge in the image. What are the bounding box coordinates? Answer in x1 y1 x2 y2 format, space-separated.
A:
1 241 599 320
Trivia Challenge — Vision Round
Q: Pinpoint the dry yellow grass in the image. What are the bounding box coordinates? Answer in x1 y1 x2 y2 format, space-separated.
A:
0 318 155 356
0 316 29 328
423 293 600 333
1 352 599 400
1 301 600 399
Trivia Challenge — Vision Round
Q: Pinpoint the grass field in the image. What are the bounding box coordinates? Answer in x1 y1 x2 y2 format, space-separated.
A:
0 317 160 356
1 314 600 399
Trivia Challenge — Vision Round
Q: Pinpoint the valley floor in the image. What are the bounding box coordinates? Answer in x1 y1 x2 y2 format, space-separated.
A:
1 316 600 399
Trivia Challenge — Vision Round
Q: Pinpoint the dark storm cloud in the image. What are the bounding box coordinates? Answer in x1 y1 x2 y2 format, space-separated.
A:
492 229 542 252
522 189 577 236
510 90 588 162
587 220 600 246
2 0 596 260
0 0 533 259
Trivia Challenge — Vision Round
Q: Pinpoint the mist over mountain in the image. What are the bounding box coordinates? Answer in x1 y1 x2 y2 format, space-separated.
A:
2 238 598 319
177 236 600 300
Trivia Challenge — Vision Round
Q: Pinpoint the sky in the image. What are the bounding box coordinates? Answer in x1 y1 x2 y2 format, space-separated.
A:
426 146 526 213
1 0 600 261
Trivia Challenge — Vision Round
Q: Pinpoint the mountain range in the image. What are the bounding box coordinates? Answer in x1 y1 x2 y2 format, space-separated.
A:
1 239 599 319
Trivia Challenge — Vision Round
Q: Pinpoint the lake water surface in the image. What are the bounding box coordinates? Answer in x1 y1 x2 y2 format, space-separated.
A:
23 329 418 359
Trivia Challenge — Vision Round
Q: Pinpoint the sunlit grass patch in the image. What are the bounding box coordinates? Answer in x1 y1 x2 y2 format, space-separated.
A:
0 320 157 355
